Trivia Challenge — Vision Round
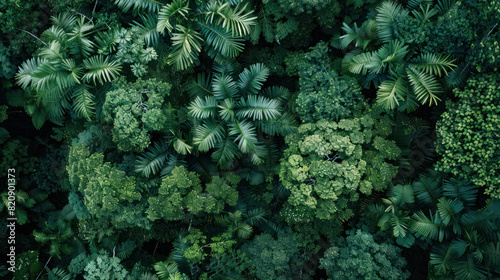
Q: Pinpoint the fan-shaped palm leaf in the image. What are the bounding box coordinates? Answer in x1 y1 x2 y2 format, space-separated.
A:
412 210 447 242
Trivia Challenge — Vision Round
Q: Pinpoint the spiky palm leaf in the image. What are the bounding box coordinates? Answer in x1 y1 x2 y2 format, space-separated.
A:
412 53 456 77
82 55 122 84
200 23 245 58
406 65 442 106
135 141 171 178
376 1 409 43
157 0 190 33
236 95 281 121
229 119 257 153
193 120 226 151
167 25 203 71
237 63 269 94
114 0 161 13
376 76 408 110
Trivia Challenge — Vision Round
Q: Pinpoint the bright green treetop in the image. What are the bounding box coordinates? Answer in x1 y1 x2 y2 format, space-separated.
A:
435 73 500 198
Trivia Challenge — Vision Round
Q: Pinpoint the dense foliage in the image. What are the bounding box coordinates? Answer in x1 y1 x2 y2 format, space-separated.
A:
1 0 499 279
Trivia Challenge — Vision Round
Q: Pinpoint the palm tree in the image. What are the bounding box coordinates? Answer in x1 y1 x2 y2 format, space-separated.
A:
187 63 297 169
340 1 457 112
15 13 122 129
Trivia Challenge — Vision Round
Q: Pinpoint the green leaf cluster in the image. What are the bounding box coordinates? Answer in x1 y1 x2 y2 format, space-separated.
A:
435 73 500 198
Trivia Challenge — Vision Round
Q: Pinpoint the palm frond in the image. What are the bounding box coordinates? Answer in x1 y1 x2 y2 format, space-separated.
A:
429 241 462 275
42 26 68 45
188 96 218 119
436 0 458 16
443 178 478 207
50 13 76 33
261 86 290 105
212 135 241 170
340 22 372 50
218 98 236 121
167 25 203 71
453 251 488 280
406 66 442 106
412 53 456 77
212 73 238 99
187 73 214 98
68 16 95 60
133 13 160 46
413 171 443 206
237 63 269 94
193 120 225 151
135 141 171 178
375 1 409 42
245 208 267 226
444 63 469 89
82 55 121 84
236 95 281 121
200 23 245 58
157 0 190 33
229 119 257 153
437 198 463 231
411 210 447 242
171 132 192 155
407 0 433 10
72 84 95 121
256 112 297 136
348 52 375 75
16 58 44 89
376 76 408 110
114 0 161 13
215 3 256 36
411 4 438 24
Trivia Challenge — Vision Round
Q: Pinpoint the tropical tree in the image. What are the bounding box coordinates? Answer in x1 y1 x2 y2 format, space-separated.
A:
113 0 257 71
15 13 122 129
188 63 297 170
340 1 457 112
367 171 500 279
